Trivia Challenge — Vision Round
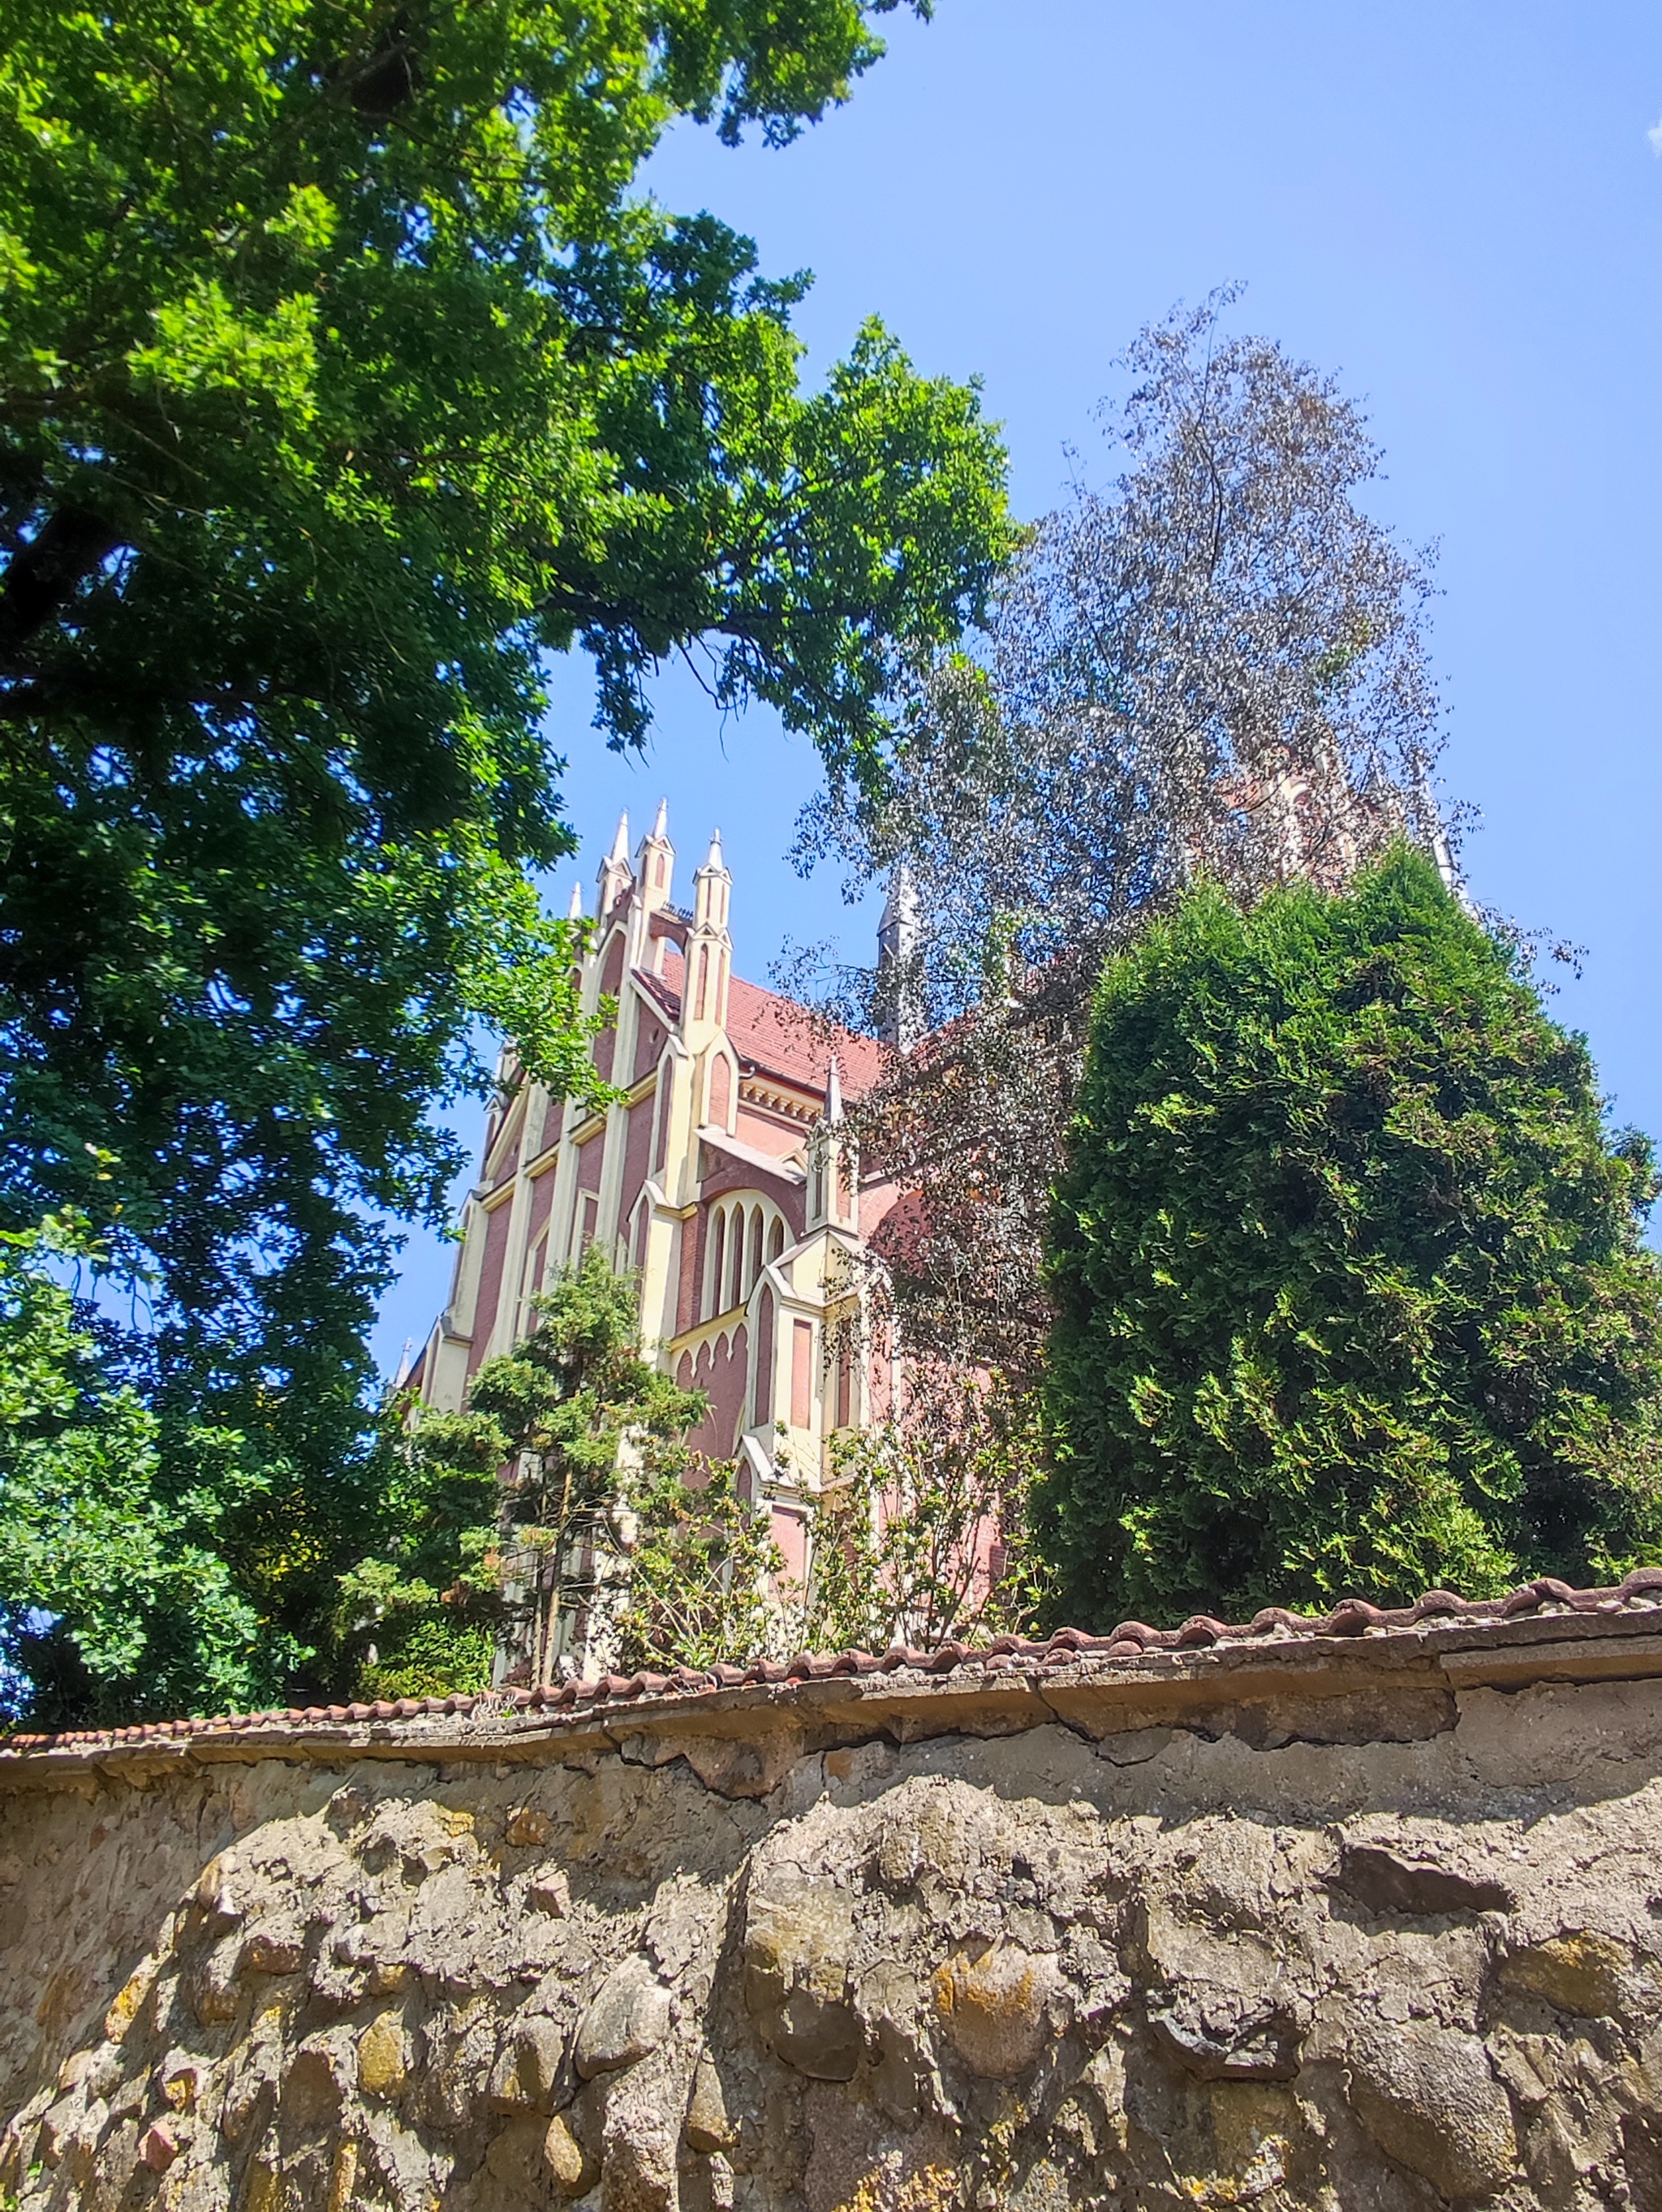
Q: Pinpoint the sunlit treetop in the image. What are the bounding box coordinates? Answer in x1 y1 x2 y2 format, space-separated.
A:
0 0 1010 1673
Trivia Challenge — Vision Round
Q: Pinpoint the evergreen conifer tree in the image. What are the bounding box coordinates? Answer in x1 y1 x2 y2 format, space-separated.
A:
341 1246 720 1694
1040 849 1662 1626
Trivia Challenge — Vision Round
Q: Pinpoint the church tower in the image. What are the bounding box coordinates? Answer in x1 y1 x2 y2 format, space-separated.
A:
681 831 737 1143
414 807 921 1655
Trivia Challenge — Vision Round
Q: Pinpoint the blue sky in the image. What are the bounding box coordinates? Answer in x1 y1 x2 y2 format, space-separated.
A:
372 0 1662 1372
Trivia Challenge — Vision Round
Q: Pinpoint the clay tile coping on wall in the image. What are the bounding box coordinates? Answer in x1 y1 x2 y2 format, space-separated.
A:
4 1569 1662 1767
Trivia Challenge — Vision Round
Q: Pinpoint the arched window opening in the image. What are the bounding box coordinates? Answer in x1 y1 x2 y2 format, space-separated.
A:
747 1207 764 1297
730 1206 743 1310
754 1285 776 1427
768 1217 786 1263
707 1210 726 1321
708 1053 732 1127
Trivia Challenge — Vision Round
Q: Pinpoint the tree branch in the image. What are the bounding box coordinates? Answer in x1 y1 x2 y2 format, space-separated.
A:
0 508 123 665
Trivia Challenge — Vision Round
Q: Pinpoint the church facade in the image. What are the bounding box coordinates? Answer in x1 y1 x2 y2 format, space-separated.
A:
412 805 901 1589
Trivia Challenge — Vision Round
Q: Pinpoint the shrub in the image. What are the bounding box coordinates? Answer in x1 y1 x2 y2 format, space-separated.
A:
1040 848 1662 1626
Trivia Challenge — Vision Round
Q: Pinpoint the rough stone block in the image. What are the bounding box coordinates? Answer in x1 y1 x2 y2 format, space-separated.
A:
1346 2020 1518 2198
933 1942 1061 2080
577 1958 673 2079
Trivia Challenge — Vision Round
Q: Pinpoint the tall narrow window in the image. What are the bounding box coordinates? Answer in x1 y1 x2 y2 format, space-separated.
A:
790 1319 813 1429
652 1071 671 1173
747 1208 765 1294
708 1210 726 1320
524 1232 549 1335
724 1206 744 1310
768 1218 786 1263
754 1286 776 1427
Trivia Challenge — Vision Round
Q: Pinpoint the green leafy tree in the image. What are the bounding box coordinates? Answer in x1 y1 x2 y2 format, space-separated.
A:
614 1458 785 1675
797 294 1450 1390
1040 848 1662 1627
0 0 1014 1652
803 1366 1049 1651
342 1246 709 1693
0 1216 299 1725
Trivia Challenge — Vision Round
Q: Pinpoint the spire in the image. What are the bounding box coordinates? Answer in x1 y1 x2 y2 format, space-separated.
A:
692 829 730 935
807 1053 855 1232
596 809 633 916
682 825 733 1043
635 797 675 914
566 881 584 921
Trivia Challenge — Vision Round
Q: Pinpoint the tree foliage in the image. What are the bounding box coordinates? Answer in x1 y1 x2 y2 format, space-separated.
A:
342 1246 713 1693
802 1366 1048 1652
795 295 1451 1382
614 1457 784 1676
0 1215 297 1725
0 0 1012 1711
1040 848 1662 1628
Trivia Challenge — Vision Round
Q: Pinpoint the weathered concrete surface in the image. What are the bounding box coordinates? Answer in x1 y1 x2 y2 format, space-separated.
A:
6 1620 1662 2208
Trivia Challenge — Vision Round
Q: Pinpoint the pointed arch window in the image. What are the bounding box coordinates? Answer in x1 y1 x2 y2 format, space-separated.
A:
707 1209 726 1321
754 1285 776 1427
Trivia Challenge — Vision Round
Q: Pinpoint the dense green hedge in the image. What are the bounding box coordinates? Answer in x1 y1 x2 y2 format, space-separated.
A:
1040 849 1662 1627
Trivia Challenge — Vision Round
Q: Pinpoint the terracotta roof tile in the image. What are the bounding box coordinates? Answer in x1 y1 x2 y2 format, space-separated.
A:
633 949 885 1100
6 1571 1662 1760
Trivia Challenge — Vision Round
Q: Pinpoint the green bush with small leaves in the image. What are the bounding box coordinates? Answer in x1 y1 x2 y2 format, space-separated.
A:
1040 848 1662 1627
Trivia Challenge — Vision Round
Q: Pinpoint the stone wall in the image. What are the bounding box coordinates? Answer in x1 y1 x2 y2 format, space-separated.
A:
6 1610 1662 2210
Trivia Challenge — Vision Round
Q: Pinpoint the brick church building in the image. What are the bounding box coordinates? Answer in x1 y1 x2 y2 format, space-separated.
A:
412 804 905 1590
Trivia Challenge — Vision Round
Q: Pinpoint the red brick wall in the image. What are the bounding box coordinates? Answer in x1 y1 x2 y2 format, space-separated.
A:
619 1094 654 1232
467 1201 512 1378
686 1324 749 1461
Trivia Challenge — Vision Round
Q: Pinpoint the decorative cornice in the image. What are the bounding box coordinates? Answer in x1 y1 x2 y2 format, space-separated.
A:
738 1074 816 1125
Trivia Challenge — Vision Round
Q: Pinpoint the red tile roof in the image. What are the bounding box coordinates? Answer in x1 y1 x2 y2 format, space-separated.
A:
6 1572 1661 1761
635 949 885 1100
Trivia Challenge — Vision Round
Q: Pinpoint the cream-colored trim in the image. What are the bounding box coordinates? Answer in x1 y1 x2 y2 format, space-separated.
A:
665 1306 749 1363
738 1075 819 1125
489 1164 536 1359
480 1083 528 1186
695 1125 806 1186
